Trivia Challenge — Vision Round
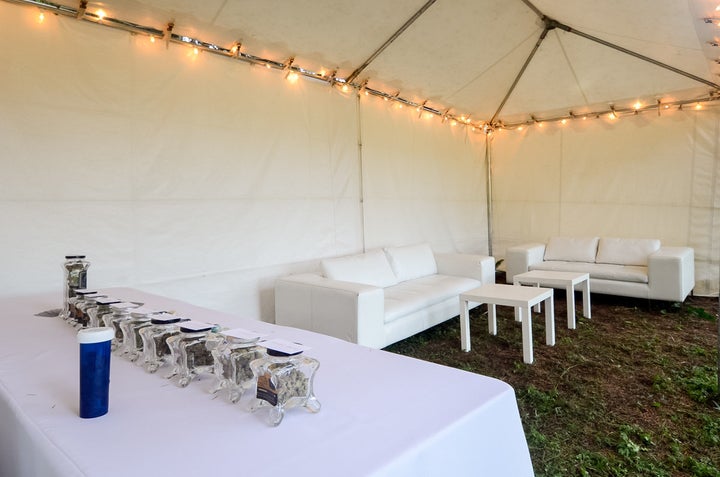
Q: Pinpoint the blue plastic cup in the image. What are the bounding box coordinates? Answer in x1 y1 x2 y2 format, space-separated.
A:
77 327 114 418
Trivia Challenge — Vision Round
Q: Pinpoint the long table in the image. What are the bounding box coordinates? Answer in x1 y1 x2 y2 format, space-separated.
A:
0 288 534 476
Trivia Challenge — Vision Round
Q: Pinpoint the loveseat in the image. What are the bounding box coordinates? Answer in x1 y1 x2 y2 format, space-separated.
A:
505 237 694 302
275 243 495 349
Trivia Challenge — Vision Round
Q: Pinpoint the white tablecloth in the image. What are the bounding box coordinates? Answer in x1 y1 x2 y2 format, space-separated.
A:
0 288 534 476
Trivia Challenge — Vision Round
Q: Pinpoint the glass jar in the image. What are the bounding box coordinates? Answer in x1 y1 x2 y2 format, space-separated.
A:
98 299 131 351
139 313 188 373
249 341 321 426
60 255 89 320
166 321 217 387
69 289 102 326
210 329 264 403
118 306 158 361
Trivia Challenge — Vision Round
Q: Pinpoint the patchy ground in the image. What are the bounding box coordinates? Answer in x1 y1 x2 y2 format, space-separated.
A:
385 286 719 477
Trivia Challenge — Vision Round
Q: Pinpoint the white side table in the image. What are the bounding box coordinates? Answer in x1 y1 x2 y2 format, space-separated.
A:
459 284 554 364
513 270 591 329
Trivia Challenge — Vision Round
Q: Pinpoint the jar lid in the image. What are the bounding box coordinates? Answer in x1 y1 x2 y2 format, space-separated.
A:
262 339 309 357
74 289 98 296
150 313 184 324
110 301 140 311
220 328 263 343
179 321 213 333
77 327 114 344
266 348 303 357
65 255 86 259
95 297 122 305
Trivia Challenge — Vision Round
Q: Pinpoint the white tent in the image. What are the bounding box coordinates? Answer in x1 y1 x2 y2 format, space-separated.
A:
2 0 719 319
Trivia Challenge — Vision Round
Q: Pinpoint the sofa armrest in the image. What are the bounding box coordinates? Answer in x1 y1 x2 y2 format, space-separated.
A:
274 273 386 348
648 247 695 302
505 243 546 283
434 253 496 285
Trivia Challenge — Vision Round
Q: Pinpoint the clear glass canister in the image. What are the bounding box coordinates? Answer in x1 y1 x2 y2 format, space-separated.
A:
210 329 264 403
68 289 102 326
118 306 158 361
249 340 321 426
60 255 89 320
139 313 188 373
166 321 217 387
97 299 130 351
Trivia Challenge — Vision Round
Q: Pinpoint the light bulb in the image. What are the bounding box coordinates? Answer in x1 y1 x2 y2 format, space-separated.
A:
364 91 369 96
633 101 641 110
664 104 670 109
450 120 457 127
286 71 298 83
265 63 271 69
341 84 349 93
424 112 433 120
149 36 155 43
695 103 702 110
96 9 106 20
561 119 567 125
38 12 45 23
537 122 543 128
193 47 199 55
517 126 524 131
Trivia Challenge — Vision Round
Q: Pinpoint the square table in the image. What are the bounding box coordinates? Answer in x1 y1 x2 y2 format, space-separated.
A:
513 270 591 329
460 284 555 364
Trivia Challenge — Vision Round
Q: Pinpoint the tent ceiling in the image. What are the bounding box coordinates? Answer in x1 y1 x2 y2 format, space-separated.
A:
16 0 720 124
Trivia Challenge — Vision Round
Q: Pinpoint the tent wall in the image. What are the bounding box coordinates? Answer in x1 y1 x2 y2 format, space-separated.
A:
0 3 488 319
491 110 720 296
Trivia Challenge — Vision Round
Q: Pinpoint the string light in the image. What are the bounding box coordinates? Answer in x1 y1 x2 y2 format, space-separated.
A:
22 0 718 137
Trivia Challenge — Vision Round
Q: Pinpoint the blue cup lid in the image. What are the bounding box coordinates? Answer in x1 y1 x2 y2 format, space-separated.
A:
77 327 115 344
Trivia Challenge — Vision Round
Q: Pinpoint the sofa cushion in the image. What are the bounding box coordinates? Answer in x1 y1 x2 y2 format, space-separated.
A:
383 274 481 323
384 243 438 283
544 237 599 263
532 261 649 284
321 250 398 288
595 238 660 266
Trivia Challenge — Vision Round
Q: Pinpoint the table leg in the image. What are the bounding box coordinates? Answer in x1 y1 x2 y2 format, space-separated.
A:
488 303 497 335
566 284 576 329
582 279 591 319
460 298 471 352
521 305 533 364
545 296 555 346
533 283 542 313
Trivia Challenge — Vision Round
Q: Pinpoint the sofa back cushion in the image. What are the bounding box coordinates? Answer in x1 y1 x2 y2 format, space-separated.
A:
384 243 438 283
596 237 661 266
544 237 599 263
321 250 399 288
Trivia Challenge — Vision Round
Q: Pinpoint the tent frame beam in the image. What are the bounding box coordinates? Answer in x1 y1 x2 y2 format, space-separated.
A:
346 0 437 84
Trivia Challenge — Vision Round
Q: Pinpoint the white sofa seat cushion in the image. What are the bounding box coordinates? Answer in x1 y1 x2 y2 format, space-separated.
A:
384 243 438 282
321 250 399 288
596 238 661 266
544 237 599 263
384 274 481 324
532 261 649 284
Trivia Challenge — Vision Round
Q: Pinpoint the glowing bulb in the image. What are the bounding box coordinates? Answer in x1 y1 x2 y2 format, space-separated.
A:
286 71 299 83
230 45 238 54
149 35 155 43
664 104 670 109
537 122 543 128
398 103 403 109
561 119 567 125
716 5 720 11
383 96 389 101
193 47 199 55
582 115 587 120
38 12 45 23
695 102 703 110
424 112 433 120
96 9 106 20
633 101 641 110
518 125 524 131
471 126 477 132
450 120 457 127
265 63 271 69
341 84 349 93
364 90 369 96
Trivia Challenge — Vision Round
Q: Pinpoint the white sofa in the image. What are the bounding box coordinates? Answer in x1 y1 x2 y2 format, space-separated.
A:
275 243 495 349
505 237 694 302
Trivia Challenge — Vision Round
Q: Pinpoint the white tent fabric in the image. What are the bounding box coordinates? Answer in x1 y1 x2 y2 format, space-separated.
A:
0 2 488 318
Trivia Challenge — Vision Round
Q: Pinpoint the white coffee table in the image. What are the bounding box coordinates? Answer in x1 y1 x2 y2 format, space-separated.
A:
459 284 555 364
513 270 590 329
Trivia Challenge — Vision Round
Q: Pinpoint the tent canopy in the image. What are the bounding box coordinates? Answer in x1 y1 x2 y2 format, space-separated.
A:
20 0 720 124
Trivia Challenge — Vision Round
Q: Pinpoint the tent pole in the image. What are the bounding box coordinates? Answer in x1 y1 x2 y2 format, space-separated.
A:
346 0 437 84
549 18 720 91
489 27 550 125
355 92 367 253
485 134 494 258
